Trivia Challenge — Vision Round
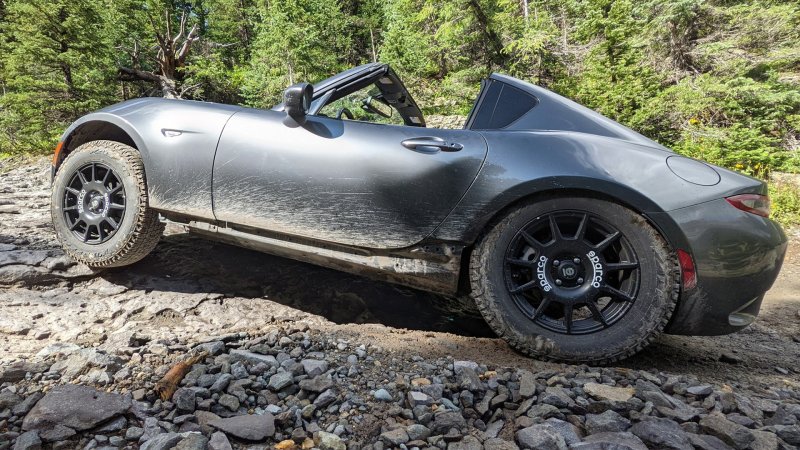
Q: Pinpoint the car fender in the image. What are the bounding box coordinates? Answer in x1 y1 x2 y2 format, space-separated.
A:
431 130 762 250
58 98 241 220
59 112 150 169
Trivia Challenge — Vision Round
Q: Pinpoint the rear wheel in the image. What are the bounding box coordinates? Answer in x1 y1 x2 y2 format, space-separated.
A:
51 140 164 268
469 196 679 364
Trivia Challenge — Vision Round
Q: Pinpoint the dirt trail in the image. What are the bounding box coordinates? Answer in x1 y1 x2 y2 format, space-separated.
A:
1 156 799 392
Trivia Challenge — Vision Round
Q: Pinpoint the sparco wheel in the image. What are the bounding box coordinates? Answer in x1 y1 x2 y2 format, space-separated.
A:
51 140 164 268
469 196 679 364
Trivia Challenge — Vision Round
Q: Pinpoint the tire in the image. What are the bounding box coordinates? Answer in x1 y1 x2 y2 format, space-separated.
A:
469 196 679 365
51 140 164 268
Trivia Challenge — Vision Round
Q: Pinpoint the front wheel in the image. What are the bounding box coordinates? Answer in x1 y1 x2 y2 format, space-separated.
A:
51 140 165 268
469 196 679 364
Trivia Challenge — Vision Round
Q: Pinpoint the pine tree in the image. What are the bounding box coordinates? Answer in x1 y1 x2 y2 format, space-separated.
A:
183 0 257 104
0 0 117 153
242 0 351 108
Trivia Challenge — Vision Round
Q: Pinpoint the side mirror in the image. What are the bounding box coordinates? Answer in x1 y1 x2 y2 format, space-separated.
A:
284 83 313 123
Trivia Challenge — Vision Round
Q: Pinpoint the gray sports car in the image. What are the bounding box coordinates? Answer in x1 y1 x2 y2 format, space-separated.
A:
50 63 787 364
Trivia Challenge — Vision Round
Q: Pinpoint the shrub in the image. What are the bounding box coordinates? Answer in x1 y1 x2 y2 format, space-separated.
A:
770 177 800 228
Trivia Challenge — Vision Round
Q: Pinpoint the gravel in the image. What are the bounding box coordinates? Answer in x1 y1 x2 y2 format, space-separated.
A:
0 327 798 448
1 156 799 449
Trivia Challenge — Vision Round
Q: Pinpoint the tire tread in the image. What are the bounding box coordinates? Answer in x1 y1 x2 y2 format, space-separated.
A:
51 140 164 268
468 198 680 365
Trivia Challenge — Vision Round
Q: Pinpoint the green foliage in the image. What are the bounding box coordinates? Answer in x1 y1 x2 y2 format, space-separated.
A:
241 0 352 108
770 179 800 227
0 0 116 153
1 0 799 225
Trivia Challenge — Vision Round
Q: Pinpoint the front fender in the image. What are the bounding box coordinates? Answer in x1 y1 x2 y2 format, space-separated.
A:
58 98 241 221
59 112 151 170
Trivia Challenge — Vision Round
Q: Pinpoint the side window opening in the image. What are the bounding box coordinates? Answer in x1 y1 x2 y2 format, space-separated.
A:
317 84 407 126
313 68 426 127
468 80 538 130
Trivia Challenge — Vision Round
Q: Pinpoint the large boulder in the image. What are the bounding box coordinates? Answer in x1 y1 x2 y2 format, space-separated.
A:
21 384 131 432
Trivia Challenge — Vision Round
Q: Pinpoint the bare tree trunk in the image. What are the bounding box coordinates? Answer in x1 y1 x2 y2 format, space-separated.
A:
467 0 506 67
118 9 199 99
56 7 77 100
522 0 529 24
369 27 377 63
287 58 295 85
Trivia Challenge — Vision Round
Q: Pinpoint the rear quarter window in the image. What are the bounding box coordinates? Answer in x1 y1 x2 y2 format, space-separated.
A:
470 81 538 130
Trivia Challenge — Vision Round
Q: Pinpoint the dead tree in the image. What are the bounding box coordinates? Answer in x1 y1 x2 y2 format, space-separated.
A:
118 9 199 99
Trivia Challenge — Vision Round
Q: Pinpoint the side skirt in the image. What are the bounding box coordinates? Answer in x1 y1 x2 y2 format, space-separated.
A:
165 217 464 296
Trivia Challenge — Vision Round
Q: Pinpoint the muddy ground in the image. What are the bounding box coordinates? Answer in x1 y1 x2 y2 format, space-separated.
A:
1 156 799 392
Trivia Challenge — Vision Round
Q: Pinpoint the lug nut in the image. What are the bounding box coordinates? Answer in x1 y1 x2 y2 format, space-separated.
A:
555 279 562 286
553 260 560 266
573 258 581 264
577 278 584 284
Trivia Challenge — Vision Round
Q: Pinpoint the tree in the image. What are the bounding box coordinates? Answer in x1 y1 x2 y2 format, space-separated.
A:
112 1 202 99
242 0 351 108
496 0 564 86
341 0 384 65
183 0 257 104
0 0 116 153
381 0 512 114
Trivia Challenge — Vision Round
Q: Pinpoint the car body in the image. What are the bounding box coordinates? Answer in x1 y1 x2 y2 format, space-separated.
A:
52 62 787 345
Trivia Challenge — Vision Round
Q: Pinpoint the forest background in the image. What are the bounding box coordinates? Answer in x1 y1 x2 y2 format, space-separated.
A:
1 0 798 224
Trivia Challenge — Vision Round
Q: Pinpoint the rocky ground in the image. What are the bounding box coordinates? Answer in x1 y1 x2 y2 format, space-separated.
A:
0 156 799 450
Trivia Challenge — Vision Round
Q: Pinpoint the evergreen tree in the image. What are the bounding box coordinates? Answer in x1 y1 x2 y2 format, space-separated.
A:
185 0 257 104
0 0 116 153
242 0 351 108
0 0 796 185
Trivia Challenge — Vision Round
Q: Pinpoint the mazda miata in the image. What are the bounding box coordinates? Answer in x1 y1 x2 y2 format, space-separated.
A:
50 63 787 363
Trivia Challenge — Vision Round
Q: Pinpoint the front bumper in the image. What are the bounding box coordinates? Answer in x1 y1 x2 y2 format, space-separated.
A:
649 198 788 336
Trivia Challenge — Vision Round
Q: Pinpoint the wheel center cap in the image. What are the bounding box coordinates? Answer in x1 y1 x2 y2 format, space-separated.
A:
559 262 579 280
87 193 104 213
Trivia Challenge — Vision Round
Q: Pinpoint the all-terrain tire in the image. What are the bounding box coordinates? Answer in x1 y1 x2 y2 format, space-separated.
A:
51 140 164 268
469 196 679 365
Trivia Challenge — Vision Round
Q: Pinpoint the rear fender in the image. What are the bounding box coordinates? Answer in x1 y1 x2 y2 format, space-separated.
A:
432 130 763 247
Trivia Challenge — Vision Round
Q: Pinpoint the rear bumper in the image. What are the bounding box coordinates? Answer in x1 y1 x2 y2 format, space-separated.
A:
649 198 787 336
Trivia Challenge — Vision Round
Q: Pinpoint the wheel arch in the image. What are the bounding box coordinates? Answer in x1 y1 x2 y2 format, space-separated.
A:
54 114 149 179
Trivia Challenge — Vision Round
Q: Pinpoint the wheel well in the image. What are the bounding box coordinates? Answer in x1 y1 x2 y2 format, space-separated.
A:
56 121 138 172
456 188 676 295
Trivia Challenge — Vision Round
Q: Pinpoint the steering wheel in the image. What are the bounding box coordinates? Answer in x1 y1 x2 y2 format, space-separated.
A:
336 107 354 120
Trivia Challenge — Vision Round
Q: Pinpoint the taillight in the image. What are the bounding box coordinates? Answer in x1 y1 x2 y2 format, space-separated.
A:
677 249 696 290
725 194 770 218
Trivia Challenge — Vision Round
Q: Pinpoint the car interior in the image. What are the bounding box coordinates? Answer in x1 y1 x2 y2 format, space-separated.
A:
310 66 426 127
282 63 541 131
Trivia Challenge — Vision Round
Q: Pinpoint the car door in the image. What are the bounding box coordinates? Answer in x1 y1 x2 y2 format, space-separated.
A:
211 109 487 249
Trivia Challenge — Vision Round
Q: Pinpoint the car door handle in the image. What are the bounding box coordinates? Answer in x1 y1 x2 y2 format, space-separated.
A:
401 137 463 153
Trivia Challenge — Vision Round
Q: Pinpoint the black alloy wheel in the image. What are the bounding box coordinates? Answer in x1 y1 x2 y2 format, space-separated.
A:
469 196 678 364
52 140 164 268
62 162 126 244
503 211 640 335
